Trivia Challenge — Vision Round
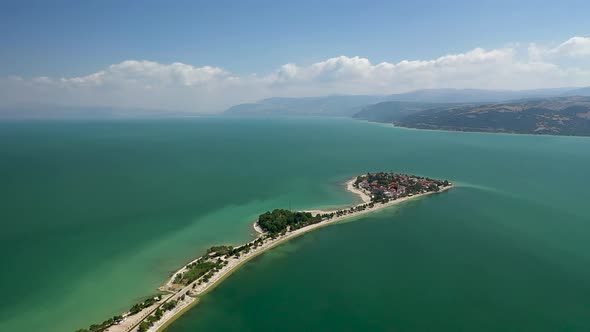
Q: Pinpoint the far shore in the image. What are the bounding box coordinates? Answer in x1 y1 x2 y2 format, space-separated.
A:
359 119 590 140
104 176 453 332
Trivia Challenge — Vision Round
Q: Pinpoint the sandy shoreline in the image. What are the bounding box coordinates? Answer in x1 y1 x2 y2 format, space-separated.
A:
106 177 452 332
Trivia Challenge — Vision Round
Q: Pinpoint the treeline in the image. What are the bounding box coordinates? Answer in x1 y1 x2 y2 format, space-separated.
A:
206 245 233 256
129 296 160 315
74 315 123 332
75 295 161 332
174 261 219 285
257 209 322 235
137 299 179 332
174 240 269 286
318 203 374 220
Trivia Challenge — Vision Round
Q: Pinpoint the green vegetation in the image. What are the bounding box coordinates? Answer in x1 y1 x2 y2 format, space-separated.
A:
129 296 160 315
73 315 123 332
136 300 178 332
393 96 590 136
75 296 162 332
174 261 218 285
174 246 253 286
257 209 322 235
206 245 233 257
162 300 178 311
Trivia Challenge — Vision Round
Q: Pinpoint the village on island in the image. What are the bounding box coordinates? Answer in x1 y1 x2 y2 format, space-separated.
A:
78 173 452 332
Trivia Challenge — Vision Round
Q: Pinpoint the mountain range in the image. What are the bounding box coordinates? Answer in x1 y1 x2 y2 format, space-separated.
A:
225 87 590 136
225 87 578 117
3 87 590 136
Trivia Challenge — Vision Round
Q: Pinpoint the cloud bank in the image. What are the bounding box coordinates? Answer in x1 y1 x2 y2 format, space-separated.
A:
2 36 590 112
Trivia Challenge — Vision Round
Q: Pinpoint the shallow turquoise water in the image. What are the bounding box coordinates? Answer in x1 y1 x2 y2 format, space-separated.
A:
1 117 589 331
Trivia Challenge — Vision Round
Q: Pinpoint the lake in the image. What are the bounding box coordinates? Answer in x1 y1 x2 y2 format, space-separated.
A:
1 117 589 331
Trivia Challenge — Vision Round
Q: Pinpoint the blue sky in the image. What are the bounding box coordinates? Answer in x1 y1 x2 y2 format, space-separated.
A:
1 0 589 111
2 0 588 77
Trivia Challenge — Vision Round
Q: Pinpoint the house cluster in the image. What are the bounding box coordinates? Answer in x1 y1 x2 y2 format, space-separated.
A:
356 172 448 201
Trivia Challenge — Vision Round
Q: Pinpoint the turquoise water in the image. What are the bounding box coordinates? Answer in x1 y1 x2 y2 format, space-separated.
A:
1 117 589 331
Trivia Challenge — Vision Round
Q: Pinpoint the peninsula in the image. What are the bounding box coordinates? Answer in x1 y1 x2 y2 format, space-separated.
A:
77 173 452 332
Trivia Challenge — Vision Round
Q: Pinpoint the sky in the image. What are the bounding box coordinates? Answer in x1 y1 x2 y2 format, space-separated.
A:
1 0 590 112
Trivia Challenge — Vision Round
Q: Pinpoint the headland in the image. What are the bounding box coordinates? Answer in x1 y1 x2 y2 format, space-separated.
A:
78 173 452 332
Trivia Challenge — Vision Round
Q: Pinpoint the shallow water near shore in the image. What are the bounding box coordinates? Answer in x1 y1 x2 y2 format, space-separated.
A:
1 116 590 331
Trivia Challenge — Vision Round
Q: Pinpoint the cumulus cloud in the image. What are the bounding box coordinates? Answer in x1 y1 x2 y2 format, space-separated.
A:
37 60 234 88
2 36 590 112
265 48 519 93
529 36 590 60
260 44 589 96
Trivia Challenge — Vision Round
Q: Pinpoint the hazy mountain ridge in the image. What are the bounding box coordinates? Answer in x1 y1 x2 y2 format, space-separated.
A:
563 86 590 96
225 88 590 137
224 87 581 118
224 95 391 117
5 88 590 136
380 88 573 103
352 101 462 122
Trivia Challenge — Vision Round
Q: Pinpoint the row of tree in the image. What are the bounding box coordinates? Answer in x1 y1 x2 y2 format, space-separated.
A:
137 300 179 332
175 236 275 287
75 295 161 332
74 315 123 332
175 256 236 286
319 202 374 220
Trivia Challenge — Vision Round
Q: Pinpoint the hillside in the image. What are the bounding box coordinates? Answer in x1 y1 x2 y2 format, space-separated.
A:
353 101 458 122
394 96 590 136
383 88 573 103
563 86 590 97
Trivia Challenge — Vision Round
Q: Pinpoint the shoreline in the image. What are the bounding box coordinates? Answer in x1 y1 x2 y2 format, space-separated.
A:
105 177 453 332
358 118 590 140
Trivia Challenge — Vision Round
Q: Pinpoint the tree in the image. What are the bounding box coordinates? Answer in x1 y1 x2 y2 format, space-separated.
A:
155 308 163 319
138 321 150 332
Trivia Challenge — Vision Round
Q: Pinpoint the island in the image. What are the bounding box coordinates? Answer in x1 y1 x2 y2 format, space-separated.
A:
76 172 452 332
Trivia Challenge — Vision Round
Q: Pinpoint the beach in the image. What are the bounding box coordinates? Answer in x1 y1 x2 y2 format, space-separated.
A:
106 177 452 332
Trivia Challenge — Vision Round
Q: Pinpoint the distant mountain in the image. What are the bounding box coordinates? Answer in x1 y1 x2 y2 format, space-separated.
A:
394 96 590 136
224 88 580 118
353 101 460 122
224 95 391 117
384 88 573 103
563 86 590 97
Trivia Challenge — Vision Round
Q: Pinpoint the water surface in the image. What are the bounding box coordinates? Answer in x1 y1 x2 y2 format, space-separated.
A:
1 117 589 331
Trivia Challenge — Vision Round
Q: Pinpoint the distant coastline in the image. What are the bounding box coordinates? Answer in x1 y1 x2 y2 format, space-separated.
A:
382 121 590 140
357 96 590 138
81 173 452 332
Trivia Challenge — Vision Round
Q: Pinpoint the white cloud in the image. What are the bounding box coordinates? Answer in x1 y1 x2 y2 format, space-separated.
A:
261 45 589 96
36 60 235 88
529 36 590 60
551 37 590 57
2 36 590 112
